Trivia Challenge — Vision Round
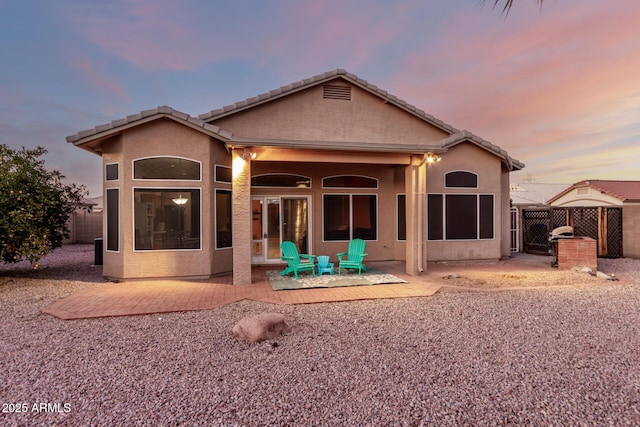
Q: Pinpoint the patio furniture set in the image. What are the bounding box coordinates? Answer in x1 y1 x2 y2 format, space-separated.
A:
280 239 368 280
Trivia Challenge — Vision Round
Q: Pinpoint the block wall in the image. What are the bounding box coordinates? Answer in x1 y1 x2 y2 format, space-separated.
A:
557 237 597 271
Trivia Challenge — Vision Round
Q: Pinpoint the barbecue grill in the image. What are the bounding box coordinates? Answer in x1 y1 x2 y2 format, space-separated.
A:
549 226 574 267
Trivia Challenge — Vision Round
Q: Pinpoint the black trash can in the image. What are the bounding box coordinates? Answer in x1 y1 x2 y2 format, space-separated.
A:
94 238 103 266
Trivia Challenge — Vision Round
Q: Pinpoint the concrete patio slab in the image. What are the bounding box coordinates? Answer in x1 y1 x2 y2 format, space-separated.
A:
42 262 441 320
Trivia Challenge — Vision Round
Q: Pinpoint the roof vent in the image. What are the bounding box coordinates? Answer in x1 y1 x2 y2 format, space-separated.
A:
577 187 589 195
323 84 351 100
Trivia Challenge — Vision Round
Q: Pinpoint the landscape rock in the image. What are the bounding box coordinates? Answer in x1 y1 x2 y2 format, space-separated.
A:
571 266 594 274
232 312 292 342
596 271 619 281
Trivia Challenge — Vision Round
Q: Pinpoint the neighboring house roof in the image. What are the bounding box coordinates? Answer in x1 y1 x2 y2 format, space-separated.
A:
510 182 570 206
89 196 103 211
548 180 640 204
66 69 523 170
78 197 98 207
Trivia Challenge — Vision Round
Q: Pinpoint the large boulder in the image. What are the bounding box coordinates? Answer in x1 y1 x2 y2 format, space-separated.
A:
232 313 291 343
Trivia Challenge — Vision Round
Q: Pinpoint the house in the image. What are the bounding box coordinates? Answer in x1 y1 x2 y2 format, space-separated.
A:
510 182 569 208
547 180 640 258
547 180 640 207
66 69 524 284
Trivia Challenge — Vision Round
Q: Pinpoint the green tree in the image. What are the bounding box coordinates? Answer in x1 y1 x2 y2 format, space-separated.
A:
0 145 86 268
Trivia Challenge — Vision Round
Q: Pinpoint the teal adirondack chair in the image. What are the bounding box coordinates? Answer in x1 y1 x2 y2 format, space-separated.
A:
280 241 316 280
337 238 367 275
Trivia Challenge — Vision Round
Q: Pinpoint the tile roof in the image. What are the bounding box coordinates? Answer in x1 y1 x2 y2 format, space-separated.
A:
198 69 459 134
548 180 640 203
66 106 233 146
198 69 523 170
439 130 524 171
66 70 523 170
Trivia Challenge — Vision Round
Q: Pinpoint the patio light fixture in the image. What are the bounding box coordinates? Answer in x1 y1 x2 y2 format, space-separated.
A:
242 148 257 160
425 152 441 164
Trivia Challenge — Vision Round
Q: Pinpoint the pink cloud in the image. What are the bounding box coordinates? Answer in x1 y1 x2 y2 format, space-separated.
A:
262 1 409 78
388 1 640 184
67 0 244 71
72 57 129 103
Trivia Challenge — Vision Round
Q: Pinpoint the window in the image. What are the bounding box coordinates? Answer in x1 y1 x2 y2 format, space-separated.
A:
216 190 232 248
397 194 406 241
251 174 311 188
427 194 444 240
215 165 232 183
323 194 377 241
323 175 378 189
445 171 478 188
134 189 200 250
134 157 201 180
105 163 119 181
106 189 119 251
428 194 494 240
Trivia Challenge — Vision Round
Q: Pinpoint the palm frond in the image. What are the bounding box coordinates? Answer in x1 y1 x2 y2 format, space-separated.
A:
479 0 544 16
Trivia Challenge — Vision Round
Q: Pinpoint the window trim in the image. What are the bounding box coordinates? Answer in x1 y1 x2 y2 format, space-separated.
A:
251 173 312 188
397 193 406 241
427 193 495 241
322 174 378 189
132 187 203 252
444 170 479 189
214 164 232 184
105 188 120 253
132 156 202 182
215 189 232 250
322 193 378 242
105 162 119 182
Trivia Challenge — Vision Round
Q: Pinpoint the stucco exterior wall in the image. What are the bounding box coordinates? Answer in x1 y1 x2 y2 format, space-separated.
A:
211 142 233 275
425 142 503 261
101 135 124 279
623 203 640 258
102 119 228 280
212 81 450 145
500 166 511 258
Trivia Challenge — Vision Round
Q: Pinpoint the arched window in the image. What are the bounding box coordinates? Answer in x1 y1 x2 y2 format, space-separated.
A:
322 175 378 189
134 157 201 180
251 174 311 188
445 171 478 188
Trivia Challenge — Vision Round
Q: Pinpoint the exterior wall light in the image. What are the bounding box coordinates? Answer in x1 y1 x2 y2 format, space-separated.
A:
242 149 257 160
425 152 441 164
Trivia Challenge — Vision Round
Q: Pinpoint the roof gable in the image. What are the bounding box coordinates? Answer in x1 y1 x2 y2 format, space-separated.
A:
199 69 459 135
548 180 640 203
67 106 232 154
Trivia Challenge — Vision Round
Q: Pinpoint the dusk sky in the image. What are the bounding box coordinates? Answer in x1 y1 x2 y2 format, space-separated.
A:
1 0 639 198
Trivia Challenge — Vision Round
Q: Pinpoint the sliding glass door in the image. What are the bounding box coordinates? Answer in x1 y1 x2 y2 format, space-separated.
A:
252 196 309 263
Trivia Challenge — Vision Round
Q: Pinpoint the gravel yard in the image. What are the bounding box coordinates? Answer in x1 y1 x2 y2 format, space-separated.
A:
1 245 640 426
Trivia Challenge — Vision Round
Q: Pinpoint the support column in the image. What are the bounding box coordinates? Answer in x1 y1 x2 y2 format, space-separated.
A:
232 149 252 285
405 155 427 275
